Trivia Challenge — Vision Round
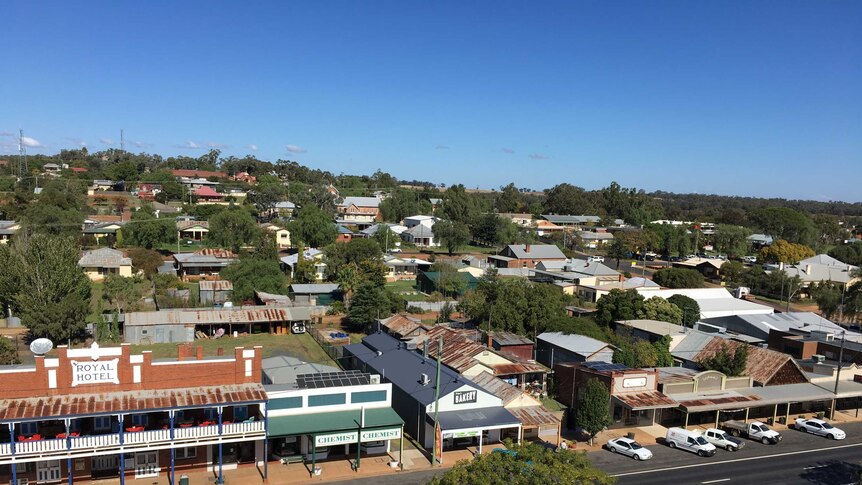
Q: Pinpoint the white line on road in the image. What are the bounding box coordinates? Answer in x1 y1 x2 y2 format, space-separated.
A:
701 479 731 484
613 441 862 477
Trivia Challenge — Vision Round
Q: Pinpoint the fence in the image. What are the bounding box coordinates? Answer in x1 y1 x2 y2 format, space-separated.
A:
309 325 347 366
404 301 457 312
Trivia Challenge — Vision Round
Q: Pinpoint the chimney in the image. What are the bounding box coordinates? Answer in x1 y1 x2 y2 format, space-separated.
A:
805 264 812 275
487 333 493 349
525 243 531 254
423 340 429 358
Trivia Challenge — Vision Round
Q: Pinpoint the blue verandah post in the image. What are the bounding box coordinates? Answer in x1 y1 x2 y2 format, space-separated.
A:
9 423 16 485
217 406 224 484
170 410 175 485
263 405 269 482
66 418 73 485
119 414 125 485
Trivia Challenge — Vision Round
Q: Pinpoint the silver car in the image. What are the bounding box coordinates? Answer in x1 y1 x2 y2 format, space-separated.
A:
607 437 653 460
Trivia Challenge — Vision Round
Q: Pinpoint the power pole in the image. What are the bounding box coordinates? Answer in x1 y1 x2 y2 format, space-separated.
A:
432 336 443 466
833 331 846 420
18 129 27 178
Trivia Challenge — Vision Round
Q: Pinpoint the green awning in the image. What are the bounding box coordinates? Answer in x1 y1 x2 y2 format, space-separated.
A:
269 407 403 437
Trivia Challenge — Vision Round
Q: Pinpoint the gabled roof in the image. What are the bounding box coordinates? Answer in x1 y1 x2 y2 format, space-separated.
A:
504 244 566 260
405 224 434 237
274 201 296 209
800 254 848 267
379 314 424 338
344 332 487 406
489 331 534 347
361 223 408 236
699 312 853 342
289 283 340 294
194 186 223 198
468 371 529 406
561 259 620 277
177 220 210 231
692 335 808 386
340 196 380 209
536 332 612 358
541 214 601 224
279 248 323 266
78 247 132 268
577 231 615 240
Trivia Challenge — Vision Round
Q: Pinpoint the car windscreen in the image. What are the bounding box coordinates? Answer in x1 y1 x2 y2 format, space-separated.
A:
695 437 708 445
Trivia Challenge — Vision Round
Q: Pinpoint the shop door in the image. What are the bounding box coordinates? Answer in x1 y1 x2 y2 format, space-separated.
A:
134 452 159 478
36 460 61 483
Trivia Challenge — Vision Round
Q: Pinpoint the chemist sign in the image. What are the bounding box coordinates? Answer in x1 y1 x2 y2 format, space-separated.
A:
71 359 119 387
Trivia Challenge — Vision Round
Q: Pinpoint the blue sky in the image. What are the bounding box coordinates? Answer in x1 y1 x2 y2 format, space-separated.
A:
1 1 860 201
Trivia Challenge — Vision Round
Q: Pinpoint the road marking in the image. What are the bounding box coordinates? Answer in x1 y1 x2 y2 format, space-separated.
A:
803 464 830 470
701 480 731 484
612 441 862 477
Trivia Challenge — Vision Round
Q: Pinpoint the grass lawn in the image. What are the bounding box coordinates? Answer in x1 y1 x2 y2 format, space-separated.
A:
385 280 430 302
540 397 567 412
130 332 337 366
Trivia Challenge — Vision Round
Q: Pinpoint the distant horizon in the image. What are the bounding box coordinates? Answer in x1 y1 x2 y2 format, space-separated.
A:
2 1 860 202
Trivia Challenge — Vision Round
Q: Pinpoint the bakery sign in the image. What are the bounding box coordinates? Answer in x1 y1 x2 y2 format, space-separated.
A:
453 390 477 405
71 359 119 387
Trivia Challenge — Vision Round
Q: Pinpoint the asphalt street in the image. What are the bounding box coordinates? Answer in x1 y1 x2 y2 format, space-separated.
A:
594 422 862 485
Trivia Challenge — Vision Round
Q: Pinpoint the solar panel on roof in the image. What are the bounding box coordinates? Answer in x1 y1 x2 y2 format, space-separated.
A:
295 370 371 389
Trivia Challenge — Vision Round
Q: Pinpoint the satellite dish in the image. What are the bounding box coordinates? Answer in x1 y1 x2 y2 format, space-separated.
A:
30 338 54 356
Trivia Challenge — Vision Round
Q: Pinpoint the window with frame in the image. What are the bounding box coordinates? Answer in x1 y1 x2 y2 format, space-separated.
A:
173 410 185 422
351 390 387 404
94 416 112 431
131 415 148 427
308 393 346 407
232 406 248 421
204 408 219 421
19 422 38 435
175 447 197 459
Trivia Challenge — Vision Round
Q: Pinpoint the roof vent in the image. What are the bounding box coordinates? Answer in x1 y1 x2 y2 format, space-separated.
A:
420 373 430 386
812 354 825 364
376 351 383 357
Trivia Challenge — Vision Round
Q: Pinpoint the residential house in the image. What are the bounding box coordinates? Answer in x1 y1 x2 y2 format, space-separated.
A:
280 248 326 281
534 219 565 235
70 166 88 173
497 213 534 228
172 248 237 280
88 179 115 194
198 280 233 306
530 259 622 300
170 169 228 179
78 247 133 281
0 220 20 244
233 171 257 184
193 186 225 203
417 326 550 391
614 319 689 352
378 314 427 340
672 257 728 279
42 163 61 173
773 254 860 295
335 224 354 243
541 214 601 227
336 196 382 227
274 201 296 217
177 219 209 241
671 330 809 386
748 233 774 248
260 222 291 248
82 221 125 243
384 254 432 277
133 183 162 201
700 312 849 344
428 198 442 211
576 230 614 249
634 288 774 319
467 371 562 445
486 331 535 361
288 283 341 306
254 290 292 307
535 332 615 368
401 223 438 247
360 223 408 238
403 215 439 229
576 277 660 303
488 244 566 269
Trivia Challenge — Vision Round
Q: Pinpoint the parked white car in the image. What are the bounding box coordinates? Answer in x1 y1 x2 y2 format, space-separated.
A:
588 256 605 263
794 418 846 440
665 427 716 457
703 428 744 451
607 437 653 460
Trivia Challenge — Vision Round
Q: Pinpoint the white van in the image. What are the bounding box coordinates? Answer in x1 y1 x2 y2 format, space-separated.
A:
665 427 716 457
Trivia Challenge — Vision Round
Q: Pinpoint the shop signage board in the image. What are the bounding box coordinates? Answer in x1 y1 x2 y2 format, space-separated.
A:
71 359 120 387
315 428 402 447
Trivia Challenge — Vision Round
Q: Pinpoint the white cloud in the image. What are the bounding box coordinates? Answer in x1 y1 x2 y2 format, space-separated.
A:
21 136 43 148
246 144 258 151
206 142 229 149
65 137 86 147
175 140 201 149
501 147 515 154
0 131 13 137
529 153 549 160
435 145 450 150
286 144 307 154
132 140 154 148
100 138 114 145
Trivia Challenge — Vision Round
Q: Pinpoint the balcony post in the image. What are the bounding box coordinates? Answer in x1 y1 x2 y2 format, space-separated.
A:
9 423 16 485
66 418 73 485
217 406 224 485
170 410 176 485
118 414 125 485
263 404 269 482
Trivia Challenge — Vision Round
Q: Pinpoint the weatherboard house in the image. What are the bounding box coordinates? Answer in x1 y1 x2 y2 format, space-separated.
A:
0 342 268 485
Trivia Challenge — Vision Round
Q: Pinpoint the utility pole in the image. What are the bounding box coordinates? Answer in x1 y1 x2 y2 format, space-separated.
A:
18 128 27 178
833 332 846 419
432 336 442 466
120 129 125 152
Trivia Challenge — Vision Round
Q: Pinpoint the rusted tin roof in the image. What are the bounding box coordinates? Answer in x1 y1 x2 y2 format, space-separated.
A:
124 306 312 326
491 362 547 376
422 326 486 373
0 384 267 422
694 337 805 386
467 372 526 406
199 280 234 292
507 405 561 428
675 393 761 412
379 314 423 338
613 391 678 410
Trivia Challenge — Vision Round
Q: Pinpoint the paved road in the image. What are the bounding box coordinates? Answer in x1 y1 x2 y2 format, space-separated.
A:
331 468 444 485
593 422 862 485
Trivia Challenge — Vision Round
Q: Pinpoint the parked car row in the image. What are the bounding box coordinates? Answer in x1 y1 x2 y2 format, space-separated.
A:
608 418 848 465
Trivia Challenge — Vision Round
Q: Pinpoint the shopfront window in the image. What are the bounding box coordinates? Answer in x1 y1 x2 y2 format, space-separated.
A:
308 393 346 407
351 390 386 404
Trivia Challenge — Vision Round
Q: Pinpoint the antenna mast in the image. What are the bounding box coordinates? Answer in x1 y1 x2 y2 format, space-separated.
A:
120 129 125 152
18 128 27 178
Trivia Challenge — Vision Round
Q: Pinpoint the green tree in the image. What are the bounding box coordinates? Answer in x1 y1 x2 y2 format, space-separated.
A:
750 207 817 246
614 337 659 368
336 262 361 305
208 207 259 252
667 294 700 327
372 225 399 252
713 224 752 257
434 219 471 255
699 343 748 376
347 282 393 332
652 267 704 288
21 179 87 238
222 255 286 302
248 181 286 218
576 379 612 446
759 239 815 264
429 439 613 485
379 188 432 223
126 208 175 249
495 182 524 213
5 234 91 343
441 184 479 225
288 206 338 248
810 283 842 320
721 260 745 285
543 183 596 216
595 289 645 326
654 335 674 367
0 337 19 365
103 275 145 313
638 296 683 324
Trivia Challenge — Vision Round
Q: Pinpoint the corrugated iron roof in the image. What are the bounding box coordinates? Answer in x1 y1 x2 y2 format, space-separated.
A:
695 337 805 385
467 372 526 406
507 405 561 428
491 362 547 376
489 331 533 347
422 326 487 373
199 280 233 292
124 306 312 326
379 314 423 338
613 391 678 410
0 384 266 422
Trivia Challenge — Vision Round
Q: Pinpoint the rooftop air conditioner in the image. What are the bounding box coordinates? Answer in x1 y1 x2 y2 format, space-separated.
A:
370 374 381 384
420 373 430 386
812 354 826 364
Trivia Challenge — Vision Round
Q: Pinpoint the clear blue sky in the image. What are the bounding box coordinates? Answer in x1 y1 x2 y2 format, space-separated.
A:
2 1 860 201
